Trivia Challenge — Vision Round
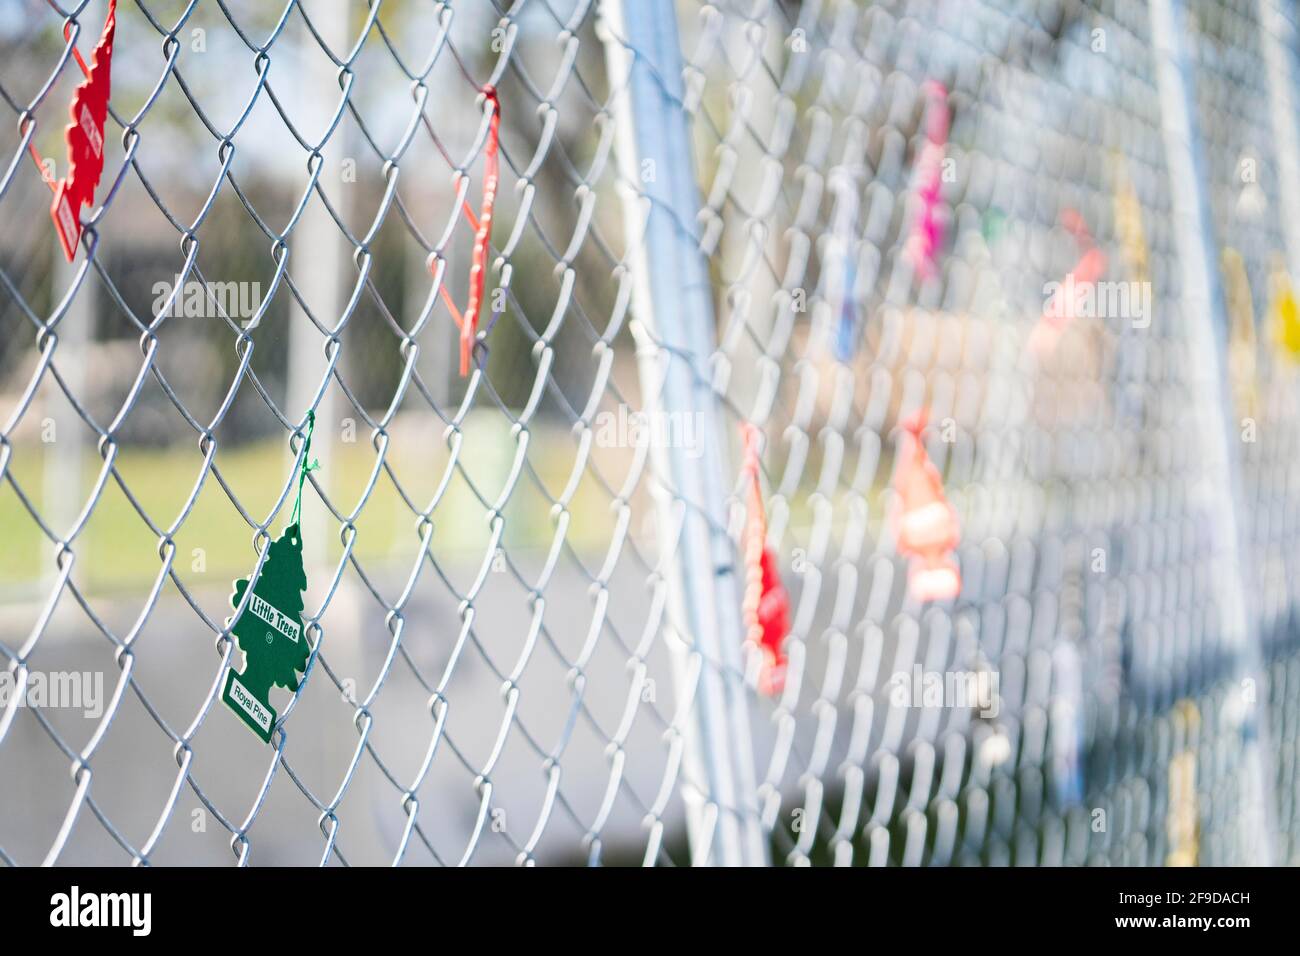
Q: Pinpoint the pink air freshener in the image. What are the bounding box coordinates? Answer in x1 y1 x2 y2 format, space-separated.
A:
906 81 949 282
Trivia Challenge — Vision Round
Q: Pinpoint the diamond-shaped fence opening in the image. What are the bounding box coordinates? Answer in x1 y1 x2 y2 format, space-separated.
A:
0 0 1295 866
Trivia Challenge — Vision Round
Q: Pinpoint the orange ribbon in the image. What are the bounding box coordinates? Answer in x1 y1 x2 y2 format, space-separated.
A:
437 86 500 376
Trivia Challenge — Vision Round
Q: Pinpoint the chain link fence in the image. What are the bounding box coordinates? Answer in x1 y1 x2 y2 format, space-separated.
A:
0 0 1295 866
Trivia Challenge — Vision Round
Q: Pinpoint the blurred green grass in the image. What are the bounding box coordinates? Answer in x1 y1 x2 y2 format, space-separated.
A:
0 421 619 595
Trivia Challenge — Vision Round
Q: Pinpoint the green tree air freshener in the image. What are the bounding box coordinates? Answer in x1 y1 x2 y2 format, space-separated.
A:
222 412 319 742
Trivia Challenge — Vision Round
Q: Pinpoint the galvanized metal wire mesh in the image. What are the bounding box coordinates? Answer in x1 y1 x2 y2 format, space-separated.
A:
684 0 1283 867
0 0 1294 866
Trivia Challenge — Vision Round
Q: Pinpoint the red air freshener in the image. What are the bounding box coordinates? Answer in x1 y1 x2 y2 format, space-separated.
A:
437 86 501 376
892 410 961 602
740 424 790 695
40 1 118 261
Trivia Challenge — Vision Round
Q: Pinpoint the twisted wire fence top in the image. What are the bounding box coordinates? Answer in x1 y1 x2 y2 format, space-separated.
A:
0 0 1294 866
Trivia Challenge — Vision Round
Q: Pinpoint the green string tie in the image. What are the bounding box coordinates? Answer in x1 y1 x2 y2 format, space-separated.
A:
289 409 321 527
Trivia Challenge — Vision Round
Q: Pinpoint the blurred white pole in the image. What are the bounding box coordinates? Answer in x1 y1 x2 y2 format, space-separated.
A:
287 2 347 571
599 0 768 866
408 224 453 412
43 243 90 593
1150 0 1276 864
285 0 362 801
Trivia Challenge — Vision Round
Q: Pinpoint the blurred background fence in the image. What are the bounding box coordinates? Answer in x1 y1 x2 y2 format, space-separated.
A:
0 0 1297 865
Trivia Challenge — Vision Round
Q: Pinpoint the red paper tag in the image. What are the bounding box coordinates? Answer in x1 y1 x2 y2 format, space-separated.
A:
49 1 117 261
740 424 790 694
